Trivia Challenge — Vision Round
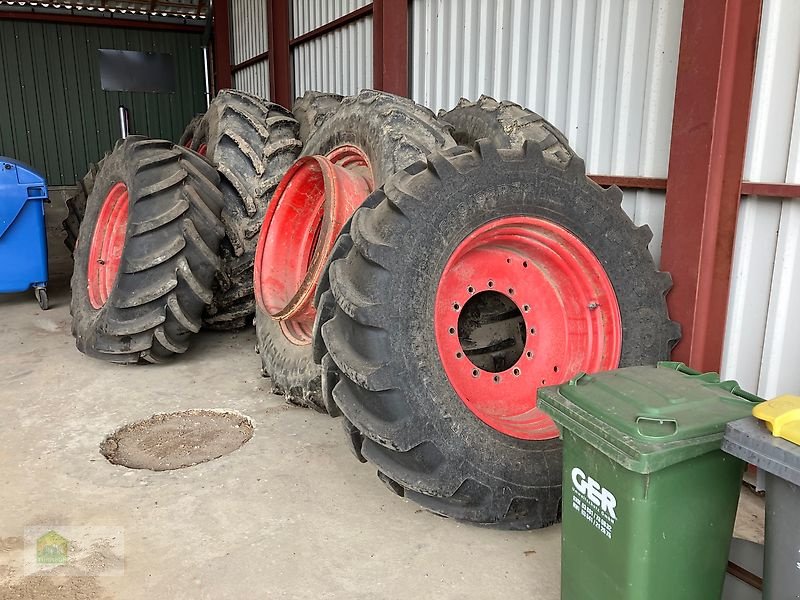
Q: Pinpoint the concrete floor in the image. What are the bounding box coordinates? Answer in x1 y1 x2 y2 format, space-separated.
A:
0 194 764 599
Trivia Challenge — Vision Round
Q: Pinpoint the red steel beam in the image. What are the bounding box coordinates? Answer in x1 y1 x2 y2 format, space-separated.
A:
267 0 292 109
372 0 408 96
660 0 762 372
741 181 800 198
231 50 269 74
212 0 231 90
589 175 667 190
0 10 205 32
289 4 373 48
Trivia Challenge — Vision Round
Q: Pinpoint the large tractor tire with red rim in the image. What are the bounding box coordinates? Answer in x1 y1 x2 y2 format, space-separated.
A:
292 91 343 144
312 140 680 528
198 89 302 330
254 90 456 409
439 95 572 162
70 136 225 363
63 155 108 254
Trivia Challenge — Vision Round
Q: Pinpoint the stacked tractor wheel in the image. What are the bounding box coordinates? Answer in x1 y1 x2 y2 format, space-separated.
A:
191 90 302 330
253 90 456 408
249 90 678 528
70 136 226 363
64 88 679 530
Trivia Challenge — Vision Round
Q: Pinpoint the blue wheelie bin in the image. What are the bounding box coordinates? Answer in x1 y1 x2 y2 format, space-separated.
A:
0 157 49 309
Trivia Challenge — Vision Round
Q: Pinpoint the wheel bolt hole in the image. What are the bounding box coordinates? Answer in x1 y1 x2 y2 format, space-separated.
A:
467 286 474 294
448 327 455 335
523 304 530 312
456 352 462 359
553 366 559 373
506 258 511 264
472 369 479 378
526 351 533 359
493 375 500 383
513 368 520 377
522 261 528 268
541 379 546 385
530 327 536 335
508 288 514 295
487 280 494 288
453 302 460 311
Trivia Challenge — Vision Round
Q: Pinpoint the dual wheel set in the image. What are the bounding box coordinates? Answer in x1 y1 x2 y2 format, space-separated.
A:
65 90 680 528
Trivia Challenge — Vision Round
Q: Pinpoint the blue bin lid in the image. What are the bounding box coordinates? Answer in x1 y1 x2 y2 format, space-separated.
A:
0 156 46 186
0 157 48 239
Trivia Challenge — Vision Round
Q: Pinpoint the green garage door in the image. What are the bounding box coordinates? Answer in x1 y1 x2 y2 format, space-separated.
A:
0 19 207 185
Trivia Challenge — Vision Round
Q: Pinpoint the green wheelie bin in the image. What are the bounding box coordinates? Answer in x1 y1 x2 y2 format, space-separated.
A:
538 362 762 600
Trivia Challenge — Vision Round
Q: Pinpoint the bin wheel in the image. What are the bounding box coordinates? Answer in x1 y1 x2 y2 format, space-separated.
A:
35 287 48 310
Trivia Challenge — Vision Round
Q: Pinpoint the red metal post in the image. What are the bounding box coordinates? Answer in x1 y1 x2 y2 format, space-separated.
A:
660 0 762 372
267 0 292 109
212 0 232 90
372 0 408 96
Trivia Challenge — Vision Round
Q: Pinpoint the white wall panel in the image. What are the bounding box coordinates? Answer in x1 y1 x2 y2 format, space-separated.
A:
230 0 267 64
291 0 370 37
233 60 271 99
721 0 800 396
291 15 372 100
409 0 683 264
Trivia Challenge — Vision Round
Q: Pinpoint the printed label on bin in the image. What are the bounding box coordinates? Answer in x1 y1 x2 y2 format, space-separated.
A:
571 467 617 539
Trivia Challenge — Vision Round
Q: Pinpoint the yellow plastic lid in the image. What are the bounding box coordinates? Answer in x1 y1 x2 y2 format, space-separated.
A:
752 395 800 445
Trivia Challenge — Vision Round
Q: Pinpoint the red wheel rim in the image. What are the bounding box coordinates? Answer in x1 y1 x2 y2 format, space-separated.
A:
87 182 129 309
196 143 208 157
434 217 622 440
254 146 374 345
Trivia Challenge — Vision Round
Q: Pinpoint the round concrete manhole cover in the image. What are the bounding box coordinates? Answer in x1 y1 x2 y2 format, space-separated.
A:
100 409 254 471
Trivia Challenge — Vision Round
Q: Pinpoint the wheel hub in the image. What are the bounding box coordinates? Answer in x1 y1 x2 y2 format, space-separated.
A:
87 182 129 309
255 146 374 345
434 216 622 440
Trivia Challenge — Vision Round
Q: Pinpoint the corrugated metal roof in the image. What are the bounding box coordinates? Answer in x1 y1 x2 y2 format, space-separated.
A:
0 0 206 19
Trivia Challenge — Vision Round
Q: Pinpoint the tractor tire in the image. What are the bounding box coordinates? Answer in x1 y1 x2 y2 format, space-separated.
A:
292 91 343 144
439 95 572 165
313 140 680 528
70 136 225 363
63 156 108 254
256 89 456 410
179 113 205 150
200 89 302 330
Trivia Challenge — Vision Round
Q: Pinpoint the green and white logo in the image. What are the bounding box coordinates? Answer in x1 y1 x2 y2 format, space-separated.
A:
36 530 68 565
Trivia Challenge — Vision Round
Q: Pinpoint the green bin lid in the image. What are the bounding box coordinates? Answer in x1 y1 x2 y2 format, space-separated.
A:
537 362 762 474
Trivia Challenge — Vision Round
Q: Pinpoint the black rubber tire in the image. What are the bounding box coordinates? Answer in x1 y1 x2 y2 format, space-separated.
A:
199 89 302 330
70 136 225 363
292 91 343 144
256 89 457 410
313 140 681 528
439 95 572 165
179 113 205 149
63 156 108 254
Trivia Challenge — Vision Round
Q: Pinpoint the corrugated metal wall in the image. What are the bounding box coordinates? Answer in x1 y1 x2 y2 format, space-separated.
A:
721 0 800 397
409 0 683 264
230 0 269 97
0 19 206 185
291 0 372 100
